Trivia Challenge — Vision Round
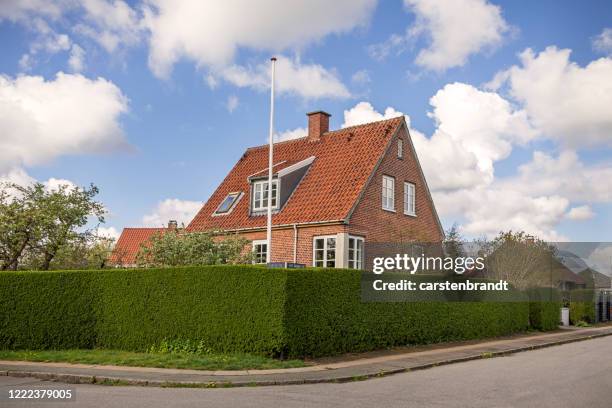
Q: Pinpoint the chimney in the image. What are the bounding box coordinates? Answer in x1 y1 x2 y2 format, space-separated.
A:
168 220 178 230
307 111 331 142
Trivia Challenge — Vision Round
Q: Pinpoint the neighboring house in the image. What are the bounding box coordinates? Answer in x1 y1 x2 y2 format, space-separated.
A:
579 268 612 289
110 221 178 267
112 111 444 269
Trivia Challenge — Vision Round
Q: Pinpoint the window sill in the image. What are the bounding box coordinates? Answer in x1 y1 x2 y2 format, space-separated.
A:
382 207 396 213
404 212 417 217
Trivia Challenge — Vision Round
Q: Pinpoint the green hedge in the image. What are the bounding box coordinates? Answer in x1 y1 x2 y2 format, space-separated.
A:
283 269 529 357
1 266 541 357
526 288 562 331
0 267 287 354
569 290 595 324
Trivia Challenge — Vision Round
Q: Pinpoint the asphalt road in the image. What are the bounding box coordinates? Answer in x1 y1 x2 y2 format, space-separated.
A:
2 336 611 408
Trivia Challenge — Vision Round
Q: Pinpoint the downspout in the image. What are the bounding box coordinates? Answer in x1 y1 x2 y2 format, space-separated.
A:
293 224 298 263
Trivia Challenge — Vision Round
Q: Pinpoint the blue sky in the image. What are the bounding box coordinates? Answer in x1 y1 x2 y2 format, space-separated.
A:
1 0 611 243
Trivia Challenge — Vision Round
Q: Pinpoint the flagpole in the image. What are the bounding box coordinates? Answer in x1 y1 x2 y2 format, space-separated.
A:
266 57 276 264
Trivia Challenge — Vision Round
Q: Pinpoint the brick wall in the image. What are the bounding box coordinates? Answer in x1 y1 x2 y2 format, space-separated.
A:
239 224 347 266
348 124 443 243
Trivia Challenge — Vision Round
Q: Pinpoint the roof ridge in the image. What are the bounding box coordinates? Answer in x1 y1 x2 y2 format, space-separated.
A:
245 116 404 152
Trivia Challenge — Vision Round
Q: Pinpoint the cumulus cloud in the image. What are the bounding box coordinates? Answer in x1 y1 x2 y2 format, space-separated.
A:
44 177 77 192
592 28 612 56
142 198 202 227
488 46 612 148
74 0 143 53
342 101 404 127
0 72 129 174
369 0 510 71
566 205 595 221
274 127 307 142
218 56 350 99
143 0 376 78
96 226 121 240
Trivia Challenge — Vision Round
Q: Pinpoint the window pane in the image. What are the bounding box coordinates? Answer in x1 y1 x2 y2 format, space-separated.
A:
315 239 324 250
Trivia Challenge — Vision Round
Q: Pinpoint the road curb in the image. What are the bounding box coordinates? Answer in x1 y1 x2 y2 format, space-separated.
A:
3 330 612 388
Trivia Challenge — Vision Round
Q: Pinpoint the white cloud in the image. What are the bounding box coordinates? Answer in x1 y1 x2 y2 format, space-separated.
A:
143 0 376 78
96 226 120 240
566 205 595 221
0 72 129 174
219 55 350 99
585 244 612 276
342 101 404 127
44 177 77 192
0 1 65 22
75 0 143 53
511 150 612 203
142 198 202 227
369 0 510 71
592 28 612 56
226 95 239 113
68 44 86 72
275 127 307 142
488 46 612 148
0 167 36 187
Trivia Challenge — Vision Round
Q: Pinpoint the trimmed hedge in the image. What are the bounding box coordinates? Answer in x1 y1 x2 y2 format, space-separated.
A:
1 266 553 357
526 288 562 331
0 267 287 354
283 269 529 357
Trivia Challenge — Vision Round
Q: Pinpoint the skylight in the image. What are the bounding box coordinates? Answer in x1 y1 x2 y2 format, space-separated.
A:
215 192 242 215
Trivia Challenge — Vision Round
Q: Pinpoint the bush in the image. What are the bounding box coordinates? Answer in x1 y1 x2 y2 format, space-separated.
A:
283 269 529 357
1 266 534 357
0 266 287 354
526 288 562 331
569 290 595 325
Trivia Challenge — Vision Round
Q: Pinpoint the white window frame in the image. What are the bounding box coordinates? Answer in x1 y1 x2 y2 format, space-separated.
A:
382 175 395 212
348 236 364 270
252 240 268 264
397 138 403 159
404 182 416 216
312 235 337 268
252 179 279 212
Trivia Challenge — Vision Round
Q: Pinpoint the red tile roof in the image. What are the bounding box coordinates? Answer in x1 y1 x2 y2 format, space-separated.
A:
188 116 405 231
109 227 167 265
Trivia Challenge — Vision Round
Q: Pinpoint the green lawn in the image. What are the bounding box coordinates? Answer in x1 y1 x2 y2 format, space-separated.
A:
0 349 305 371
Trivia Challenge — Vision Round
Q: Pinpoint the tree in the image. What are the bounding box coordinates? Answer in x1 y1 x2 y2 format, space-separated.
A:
444 223 465 259
0 182 106 270
479 231 555 289
135 230 252 268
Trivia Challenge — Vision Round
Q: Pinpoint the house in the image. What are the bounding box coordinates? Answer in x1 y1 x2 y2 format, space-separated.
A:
110 221 178 267
112 111 444 269
579 268 612 289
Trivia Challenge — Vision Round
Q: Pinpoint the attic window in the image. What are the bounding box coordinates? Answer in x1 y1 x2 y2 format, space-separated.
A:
397 138 403 159
252 180 278 212
215 192 242 215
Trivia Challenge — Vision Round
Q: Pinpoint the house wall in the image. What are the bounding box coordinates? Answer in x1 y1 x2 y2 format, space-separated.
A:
348 124 443 244
239 223 348 266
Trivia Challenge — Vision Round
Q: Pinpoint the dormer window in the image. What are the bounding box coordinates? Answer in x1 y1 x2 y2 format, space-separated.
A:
252 180 278 212
214 192 242 215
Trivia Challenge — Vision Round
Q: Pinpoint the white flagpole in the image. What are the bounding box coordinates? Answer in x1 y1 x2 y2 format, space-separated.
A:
266 57 276 264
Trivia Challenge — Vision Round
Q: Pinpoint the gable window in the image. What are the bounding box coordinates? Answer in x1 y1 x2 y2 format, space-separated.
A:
348 236 364 269
313 236 336 267
404 182 416 216
397 138 403 159
252 180 278 212
382 175 395 211
252 240 268 264
214 192 242 215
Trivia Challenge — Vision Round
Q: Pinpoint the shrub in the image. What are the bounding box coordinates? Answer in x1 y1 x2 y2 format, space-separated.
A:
283 269 529 357
1 266 535 357
526 288 562 331
569 290 595 325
